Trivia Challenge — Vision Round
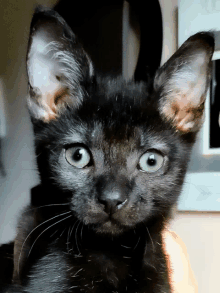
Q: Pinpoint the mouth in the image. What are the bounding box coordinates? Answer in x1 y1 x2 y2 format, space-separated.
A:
94 219 126 235
80 201 138 235
91 210 137 235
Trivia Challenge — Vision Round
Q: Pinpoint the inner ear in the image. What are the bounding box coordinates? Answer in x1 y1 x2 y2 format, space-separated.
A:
154 32 214 133
26 8 93 122
161 51 209 132
27 25 80 122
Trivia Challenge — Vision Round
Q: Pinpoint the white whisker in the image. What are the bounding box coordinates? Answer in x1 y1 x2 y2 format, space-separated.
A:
80 223 84 241
69 285 78 289
50 229 58 238
67 219 79 254
133 236 140 250
145 226 155 253
60 228 67 238
24 203 69 213
67 222 73 252
75 221 81 255
69 220 80 241
18 211 71 277
27 214 72 258
72 267 83 278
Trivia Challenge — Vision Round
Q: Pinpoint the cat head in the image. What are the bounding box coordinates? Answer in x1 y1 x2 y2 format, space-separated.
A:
26 7 214 235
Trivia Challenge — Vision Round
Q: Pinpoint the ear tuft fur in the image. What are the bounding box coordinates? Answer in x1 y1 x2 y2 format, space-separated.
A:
26 7 94 122
154 32 214 133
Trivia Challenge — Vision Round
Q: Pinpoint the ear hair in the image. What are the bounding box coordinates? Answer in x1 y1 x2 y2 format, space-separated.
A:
154 32 214 133
26 7 93 122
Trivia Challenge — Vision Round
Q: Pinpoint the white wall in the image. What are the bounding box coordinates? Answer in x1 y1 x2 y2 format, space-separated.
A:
0 0 57 244
159 0 178 65
170 212 220 293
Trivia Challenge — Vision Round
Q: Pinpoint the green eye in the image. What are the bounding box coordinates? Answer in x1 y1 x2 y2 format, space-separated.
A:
65 145 91 168
138 151 164 173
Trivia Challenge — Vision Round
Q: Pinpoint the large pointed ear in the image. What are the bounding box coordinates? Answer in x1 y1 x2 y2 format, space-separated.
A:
26 7 94 122
154 32 214 133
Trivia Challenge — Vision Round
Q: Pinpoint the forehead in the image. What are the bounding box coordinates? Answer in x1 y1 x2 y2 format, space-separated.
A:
77 81 157 128
70 99 150 145
61 118 171 155
62 79 163 131
51 78 171 147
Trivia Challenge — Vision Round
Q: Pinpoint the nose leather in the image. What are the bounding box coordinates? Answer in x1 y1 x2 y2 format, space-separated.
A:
98 190 127 215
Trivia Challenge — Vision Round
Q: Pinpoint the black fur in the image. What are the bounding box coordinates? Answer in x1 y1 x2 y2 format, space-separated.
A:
1 7 214 293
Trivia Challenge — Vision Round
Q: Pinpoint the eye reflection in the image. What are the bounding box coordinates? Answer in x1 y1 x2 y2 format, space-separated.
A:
138 151 164 172
65 145 91 168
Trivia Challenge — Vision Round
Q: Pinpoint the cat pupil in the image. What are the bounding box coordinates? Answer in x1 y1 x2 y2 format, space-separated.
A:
147 155 156 166
73 149 82 161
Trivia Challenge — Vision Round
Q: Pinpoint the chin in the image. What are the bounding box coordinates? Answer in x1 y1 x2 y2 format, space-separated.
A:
93 219 134 235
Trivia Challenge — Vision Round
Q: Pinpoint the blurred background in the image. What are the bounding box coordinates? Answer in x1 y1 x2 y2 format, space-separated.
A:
0 1 220 292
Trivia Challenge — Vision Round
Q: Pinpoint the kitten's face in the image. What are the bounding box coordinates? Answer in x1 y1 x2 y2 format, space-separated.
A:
27 8 214 235
41 84 189 234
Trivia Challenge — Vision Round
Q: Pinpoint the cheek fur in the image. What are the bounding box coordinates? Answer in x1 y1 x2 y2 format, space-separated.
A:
47 136 189 232
50 150 93 191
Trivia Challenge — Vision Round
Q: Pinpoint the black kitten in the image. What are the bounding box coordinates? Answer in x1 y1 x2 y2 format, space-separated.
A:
4 7 214 293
